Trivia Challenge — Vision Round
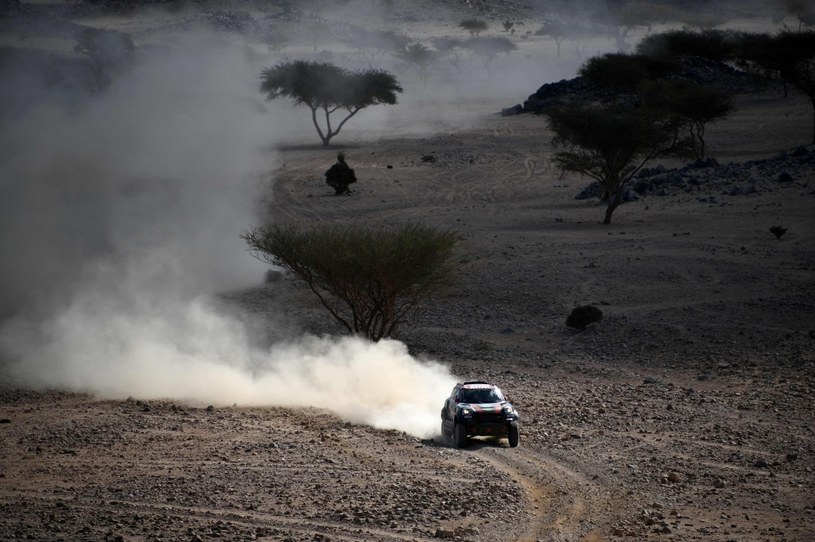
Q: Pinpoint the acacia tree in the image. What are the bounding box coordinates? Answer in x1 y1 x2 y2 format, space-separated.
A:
460 18 488 37
737 31 815 143
260 60 403 146
580 54 643 100
338 27 409 64
535 19 568 57
431 36 465 71
579 52 731 159
642 81 733 159
393 42 441 85
462 36 517 74
637 29 738 61
242 223 459 341
591 0 674 52
545 104 683 224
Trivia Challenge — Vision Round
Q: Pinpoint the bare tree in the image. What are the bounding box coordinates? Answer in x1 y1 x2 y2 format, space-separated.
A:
242 223 459 341
260 60 402 146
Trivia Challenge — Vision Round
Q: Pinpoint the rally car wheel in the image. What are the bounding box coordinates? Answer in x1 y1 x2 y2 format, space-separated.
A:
453 423 467 449
508 422 520 448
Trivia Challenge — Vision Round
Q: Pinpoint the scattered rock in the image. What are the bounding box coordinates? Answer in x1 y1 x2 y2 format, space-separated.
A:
500 104 523 116
770 225 787 239
690 156 719 168
566 305 603 330
575 181 604 200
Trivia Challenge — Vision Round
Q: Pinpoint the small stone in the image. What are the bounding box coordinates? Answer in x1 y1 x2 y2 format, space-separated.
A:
667 471 682 483
754 458 768 468
434 528 456 539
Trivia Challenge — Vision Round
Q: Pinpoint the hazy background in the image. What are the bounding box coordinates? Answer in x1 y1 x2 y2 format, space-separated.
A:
0 14 466 437
0 0 792 437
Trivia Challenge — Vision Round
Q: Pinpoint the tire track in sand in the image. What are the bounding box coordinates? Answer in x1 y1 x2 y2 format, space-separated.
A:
7 494 439 542
476 445 614 542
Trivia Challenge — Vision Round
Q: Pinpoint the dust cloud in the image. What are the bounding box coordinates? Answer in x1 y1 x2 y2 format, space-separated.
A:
0 28 456 439
2 292 455 437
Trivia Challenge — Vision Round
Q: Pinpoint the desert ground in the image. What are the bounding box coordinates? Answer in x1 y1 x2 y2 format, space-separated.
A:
1 1 815 542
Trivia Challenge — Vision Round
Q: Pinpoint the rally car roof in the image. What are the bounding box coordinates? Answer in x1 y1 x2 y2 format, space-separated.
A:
460 381 496 389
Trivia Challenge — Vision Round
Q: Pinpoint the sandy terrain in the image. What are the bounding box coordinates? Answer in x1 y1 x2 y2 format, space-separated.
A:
1 2 815 542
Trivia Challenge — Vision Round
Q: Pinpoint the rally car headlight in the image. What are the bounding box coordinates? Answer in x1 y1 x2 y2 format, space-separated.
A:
503 406 515 416
461 408 473 416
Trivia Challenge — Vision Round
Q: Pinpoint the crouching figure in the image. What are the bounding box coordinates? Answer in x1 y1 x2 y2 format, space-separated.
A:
325 152 356 195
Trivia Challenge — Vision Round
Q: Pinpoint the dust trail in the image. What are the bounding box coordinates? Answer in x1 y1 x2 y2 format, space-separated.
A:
1 284 455 438
0 31 456 439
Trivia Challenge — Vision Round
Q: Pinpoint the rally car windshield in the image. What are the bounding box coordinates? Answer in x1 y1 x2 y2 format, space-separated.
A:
460 388 504 403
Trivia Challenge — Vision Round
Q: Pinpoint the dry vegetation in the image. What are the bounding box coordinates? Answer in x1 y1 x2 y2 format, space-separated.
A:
1 1 814 542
